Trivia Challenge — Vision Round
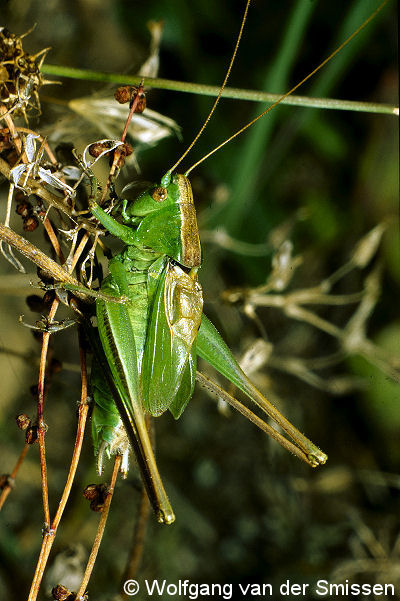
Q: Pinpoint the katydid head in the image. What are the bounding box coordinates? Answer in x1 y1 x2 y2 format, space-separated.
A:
124 174 201 268
123 173 180 219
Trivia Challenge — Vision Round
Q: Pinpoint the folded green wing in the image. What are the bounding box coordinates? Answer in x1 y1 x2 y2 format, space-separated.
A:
169 346 197 419
142 262 203 417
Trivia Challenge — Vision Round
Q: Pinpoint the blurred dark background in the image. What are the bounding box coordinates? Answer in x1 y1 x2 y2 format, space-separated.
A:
0 0 398 599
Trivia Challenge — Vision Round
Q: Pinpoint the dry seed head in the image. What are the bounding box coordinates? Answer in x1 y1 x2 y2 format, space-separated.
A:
114 85 132 104
0 27 50 120
351 223 387 268
0 474 14 489
134 90 147 113
83 483 109 512
82 483 99 502
119 141 133 157
88 140 113 158
23 215 39 231
113 142 134 170
25 425 38 444
51 584 76 601
0 127 12 151
114 84 146 113
16 413 31 430
16 200 32 218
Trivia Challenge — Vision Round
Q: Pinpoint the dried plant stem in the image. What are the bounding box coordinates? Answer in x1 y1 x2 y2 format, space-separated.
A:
28 534 54 601
284 304 343 338
0 224 80 286
36 300 58 529
246 289 364 308
15 126 58 165
27 224 95 600
99 83 145 204
0 443 30 510
27 333 90 601
75 455 122 601
72 231 90 271
52 330 89 534
0 203 91 519
0 105 23 155
120 83 144 143
42 217 65 263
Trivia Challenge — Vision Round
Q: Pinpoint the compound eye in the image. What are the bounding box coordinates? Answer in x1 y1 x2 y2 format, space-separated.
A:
152 187 168 202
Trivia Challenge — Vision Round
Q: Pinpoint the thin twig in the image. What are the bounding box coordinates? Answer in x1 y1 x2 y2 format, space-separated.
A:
0 223 80 286
0 443 30 510
99 83 145 205
15 126 59 165
0 105 23 155
75 455 122 601
41 217 65 263
27 329 90 601
36 300 59 530
27 219 97 600
52 328 89 532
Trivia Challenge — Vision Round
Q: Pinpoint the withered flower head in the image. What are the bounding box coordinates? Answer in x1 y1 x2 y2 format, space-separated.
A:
0 27 52 122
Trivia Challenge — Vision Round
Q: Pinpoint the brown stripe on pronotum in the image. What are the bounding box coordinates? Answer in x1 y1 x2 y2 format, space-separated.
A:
176 174 201 268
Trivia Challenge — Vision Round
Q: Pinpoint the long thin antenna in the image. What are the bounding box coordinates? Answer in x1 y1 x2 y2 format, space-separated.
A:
166 0 251 178
184 0 390 177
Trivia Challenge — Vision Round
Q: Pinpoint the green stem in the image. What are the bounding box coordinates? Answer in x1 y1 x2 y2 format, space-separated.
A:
42 64 397 116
